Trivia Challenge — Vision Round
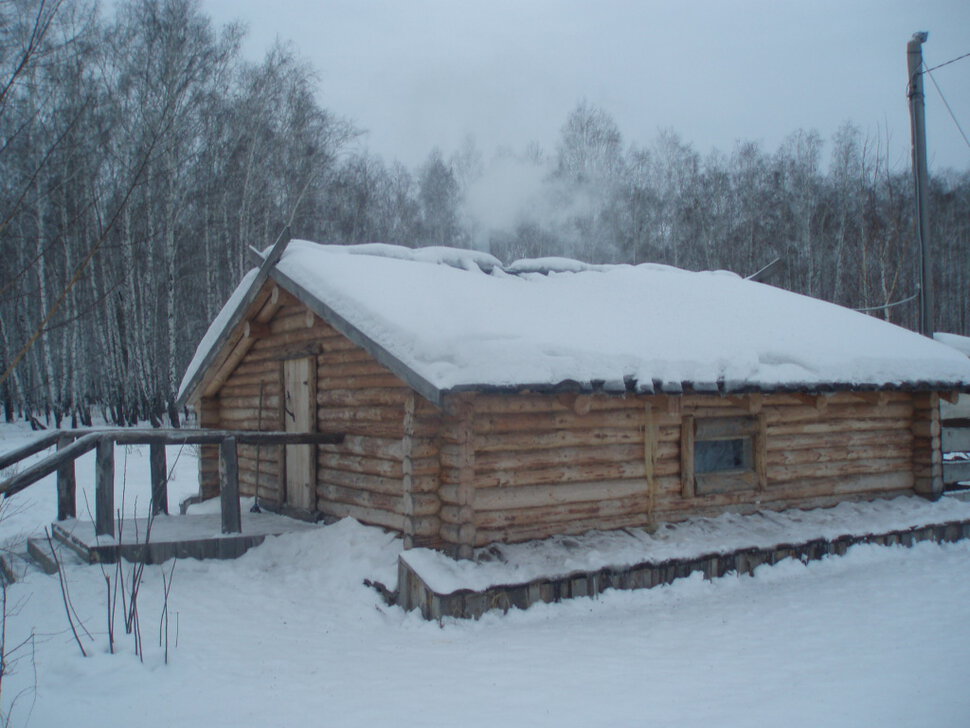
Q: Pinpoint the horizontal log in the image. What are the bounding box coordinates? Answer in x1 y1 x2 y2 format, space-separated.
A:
318 348 377 366
108 430 344 446
317 359 393 378
0 431 63 470
470 492 648 530
269 310 322 334
250 326 325 350
317 388 409 407
474 478 648 512
767 457 911 484
219 407 273 423
768 418 912 437
766 442 913 467
472 394 640 415
318 374 405 391
474 426 676 453
474 512 651 546
913 420 942 439
226 357 282 377
470 459 678 488
0 432 101 496
318 467 438 496
317 334 363 353
237 459 280 477
238 471 281 493
323 435 402 460
219 395 281 410
318 482 439 516
218 382 282 399
468 443 677 473
763 403 912 425
768 429 913 453
317 405 405 425
474 409 651 434
319 452 403 478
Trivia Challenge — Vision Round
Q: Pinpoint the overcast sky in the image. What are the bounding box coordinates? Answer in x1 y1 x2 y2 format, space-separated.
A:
201 0 970 172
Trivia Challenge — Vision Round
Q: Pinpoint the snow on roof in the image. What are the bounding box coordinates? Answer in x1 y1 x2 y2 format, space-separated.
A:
178 268 260 402
180 240 970 403
935 332 970 358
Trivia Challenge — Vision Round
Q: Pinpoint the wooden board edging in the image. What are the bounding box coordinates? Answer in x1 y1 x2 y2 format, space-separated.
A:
394 519 970 620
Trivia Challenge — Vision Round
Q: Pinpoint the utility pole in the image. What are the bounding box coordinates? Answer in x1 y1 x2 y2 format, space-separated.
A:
907 31 934 337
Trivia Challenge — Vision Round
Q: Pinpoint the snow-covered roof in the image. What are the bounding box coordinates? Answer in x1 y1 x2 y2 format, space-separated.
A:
935 332 970 359
178 240 970 405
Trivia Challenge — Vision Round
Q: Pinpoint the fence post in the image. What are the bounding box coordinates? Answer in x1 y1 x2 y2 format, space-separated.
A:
56 435 76 520
95 438 115 537
150 443 169 516
220 437 241 534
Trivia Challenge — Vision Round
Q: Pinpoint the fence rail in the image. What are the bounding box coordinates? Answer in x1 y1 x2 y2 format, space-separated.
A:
0 429 344 536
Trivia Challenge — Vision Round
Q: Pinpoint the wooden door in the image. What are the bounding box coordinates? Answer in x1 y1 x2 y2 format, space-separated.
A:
282 356 317 511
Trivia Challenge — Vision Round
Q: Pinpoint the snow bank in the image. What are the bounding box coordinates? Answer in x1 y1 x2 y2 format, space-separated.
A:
272 241 970 393
402 495 970 594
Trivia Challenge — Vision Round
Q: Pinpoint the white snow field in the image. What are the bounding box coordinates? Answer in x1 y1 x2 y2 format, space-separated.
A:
1 422 970 728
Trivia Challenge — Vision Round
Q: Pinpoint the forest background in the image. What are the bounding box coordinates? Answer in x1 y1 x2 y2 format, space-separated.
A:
1 0 968 427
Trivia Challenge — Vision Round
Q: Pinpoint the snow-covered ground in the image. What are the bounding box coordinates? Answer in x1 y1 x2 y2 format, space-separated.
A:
1 422 970 727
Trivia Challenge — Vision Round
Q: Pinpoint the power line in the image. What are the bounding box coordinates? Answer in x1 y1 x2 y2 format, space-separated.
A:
924 64 970 152
853 290 920 313
923 50 970 74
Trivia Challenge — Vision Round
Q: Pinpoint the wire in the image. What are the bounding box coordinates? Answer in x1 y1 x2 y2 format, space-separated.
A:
923 51 970 74
924 64 970 152
853 290 920 313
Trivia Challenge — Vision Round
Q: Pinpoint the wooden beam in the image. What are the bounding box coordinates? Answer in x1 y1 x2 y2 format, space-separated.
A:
57 435 77 521
56 435 77 521
150 443 168 516
0 431 61 470
726 393 763 413
940 390 961 405
680 415 695 498
95 439 115 537
220 437 242 534
0 432 101 498
793 393 828 412
244 320 270 339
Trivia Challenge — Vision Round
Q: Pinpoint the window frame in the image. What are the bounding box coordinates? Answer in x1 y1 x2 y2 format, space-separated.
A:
681 413 767 497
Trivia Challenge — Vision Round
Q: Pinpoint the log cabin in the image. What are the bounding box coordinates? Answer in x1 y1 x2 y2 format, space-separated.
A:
177 235 970 558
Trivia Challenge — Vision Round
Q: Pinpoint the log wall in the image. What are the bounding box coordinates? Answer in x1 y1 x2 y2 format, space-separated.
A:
437 390 922 552
195 279 938 556
202 284 443 546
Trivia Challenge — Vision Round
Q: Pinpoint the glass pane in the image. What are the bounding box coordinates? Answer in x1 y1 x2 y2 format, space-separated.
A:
695 438 749 474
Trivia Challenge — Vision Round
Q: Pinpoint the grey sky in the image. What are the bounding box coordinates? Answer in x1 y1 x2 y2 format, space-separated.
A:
202 0 970 171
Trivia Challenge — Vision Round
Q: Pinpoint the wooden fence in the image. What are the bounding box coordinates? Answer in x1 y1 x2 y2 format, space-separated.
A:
0 429 344 535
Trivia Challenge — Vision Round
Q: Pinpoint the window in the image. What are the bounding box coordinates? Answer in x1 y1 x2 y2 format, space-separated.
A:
681 414 766 497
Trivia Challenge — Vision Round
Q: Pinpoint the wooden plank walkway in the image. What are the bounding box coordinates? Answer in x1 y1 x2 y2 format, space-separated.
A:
50 511 319 565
